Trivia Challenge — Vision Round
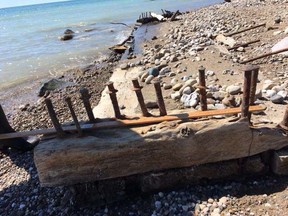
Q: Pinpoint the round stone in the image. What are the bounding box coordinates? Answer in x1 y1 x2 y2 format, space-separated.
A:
148 67 159 77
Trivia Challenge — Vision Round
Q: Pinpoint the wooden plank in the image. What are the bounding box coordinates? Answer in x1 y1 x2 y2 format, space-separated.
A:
0 105 265 140
34 117 288 187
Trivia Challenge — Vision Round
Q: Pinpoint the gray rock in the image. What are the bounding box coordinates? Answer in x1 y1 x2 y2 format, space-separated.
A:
120 63 129 70
38 78 70 97
168 72 176 77
212 92 226 100
148 67 159 77
60 34 73 41
226 85 241 95
222 95 236 107
270 94 284 104
159 67 171 75
163 84 172 90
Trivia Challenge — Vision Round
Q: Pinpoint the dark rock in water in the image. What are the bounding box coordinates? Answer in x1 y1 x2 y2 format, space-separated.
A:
64 29 75 34
151 36 158 40
60 34 74 41
38 78 70 97
148 67 159 77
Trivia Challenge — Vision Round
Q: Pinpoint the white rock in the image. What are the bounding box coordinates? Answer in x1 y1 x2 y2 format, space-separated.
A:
215 103 226 109
181 92 199 107
226 85 241 95
277 90 288 99
265 89 277 98
171 78 178 85
206 70 215 76
272 37 288 56
171 91 181 100
183 86 193 95
145 75 154 84
140 72 149 82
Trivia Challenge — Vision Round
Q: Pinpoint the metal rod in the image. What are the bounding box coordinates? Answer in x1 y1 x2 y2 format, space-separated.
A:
240 47 288 64
44 98 65 137
79 87 95 122
241 67 252 119
65 97 83 136
249 65 260 105
198 66 207 111
225 23 266 37
132 79 150 117
154 81 167 116
228 39 260 51
107 81 122 119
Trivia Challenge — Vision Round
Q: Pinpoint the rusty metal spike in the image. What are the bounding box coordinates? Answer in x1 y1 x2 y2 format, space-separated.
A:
241 67 252 119
153 81 167 116
132 79 150 117
107 81 122 119
65 97 83 136
198 66 207 111
79 87 95 123
44 98 65 137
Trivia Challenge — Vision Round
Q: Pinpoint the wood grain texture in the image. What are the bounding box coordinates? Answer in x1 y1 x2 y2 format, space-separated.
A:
34 117 288 187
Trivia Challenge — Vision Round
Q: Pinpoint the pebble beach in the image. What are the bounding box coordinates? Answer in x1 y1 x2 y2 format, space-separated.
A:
2 0 288 215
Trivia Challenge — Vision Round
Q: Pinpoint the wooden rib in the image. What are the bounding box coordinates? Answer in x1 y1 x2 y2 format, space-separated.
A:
0 105 265 140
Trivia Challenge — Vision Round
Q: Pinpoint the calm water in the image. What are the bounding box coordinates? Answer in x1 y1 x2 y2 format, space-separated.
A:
0 0 220 89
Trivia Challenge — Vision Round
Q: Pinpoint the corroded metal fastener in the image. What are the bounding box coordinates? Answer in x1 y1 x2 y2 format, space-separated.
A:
198 66 207 111
132 79 150 117
106 81 122 119
79 87 95 123
249 65 260 105
65 97 83 137
153 81 167 116
44 98 65 137
241 66 252 119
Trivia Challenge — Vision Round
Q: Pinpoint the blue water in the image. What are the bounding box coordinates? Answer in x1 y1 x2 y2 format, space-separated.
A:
0 0 221 89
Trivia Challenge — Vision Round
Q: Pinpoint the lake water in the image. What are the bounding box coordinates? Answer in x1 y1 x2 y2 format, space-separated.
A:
0 0 221 89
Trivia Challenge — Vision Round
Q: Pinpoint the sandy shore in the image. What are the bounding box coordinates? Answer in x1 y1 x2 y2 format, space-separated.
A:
1 0 288 215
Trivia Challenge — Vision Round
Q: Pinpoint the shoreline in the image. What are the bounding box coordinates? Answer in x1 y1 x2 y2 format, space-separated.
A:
2 0 288 215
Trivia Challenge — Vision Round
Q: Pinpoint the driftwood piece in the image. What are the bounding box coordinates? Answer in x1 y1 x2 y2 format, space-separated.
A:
34 118 288 187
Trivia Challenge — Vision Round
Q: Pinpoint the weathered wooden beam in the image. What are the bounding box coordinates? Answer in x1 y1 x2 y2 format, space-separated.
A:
34 118 288 187
0 105 265 140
